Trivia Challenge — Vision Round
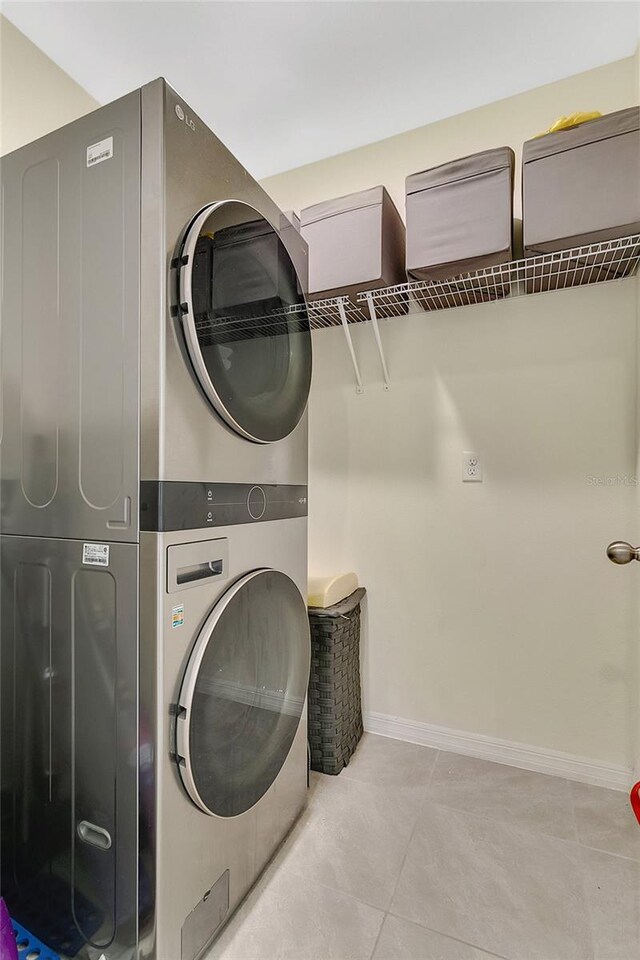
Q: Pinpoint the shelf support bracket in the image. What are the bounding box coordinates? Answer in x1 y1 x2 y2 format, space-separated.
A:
337 300 364 394
365 296 390 390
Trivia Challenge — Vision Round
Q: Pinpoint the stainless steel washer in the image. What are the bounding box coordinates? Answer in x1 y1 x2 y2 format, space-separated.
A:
143 516 309 960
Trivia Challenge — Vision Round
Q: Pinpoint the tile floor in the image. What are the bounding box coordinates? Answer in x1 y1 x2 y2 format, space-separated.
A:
207 734 640 960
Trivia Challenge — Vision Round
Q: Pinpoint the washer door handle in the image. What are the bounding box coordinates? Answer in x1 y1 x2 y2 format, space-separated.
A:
175 706 188 765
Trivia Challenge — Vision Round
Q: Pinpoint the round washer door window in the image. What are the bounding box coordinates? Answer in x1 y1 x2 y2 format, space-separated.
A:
176 569 310 818
177 201 312 443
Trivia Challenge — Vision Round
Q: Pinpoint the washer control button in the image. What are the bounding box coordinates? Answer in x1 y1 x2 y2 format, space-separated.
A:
247 485 267 520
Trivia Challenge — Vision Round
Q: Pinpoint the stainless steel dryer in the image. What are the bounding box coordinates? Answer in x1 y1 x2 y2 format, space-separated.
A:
1 76 310 546
0 78 311 960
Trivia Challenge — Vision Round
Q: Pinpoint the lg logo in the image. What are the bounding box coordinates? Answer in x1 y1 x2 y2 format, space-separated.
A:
175 103 195 131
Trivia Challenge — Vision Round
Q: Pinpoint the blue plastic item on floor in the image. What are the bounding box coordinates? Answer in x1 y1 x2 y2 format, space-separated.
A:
0 899 17 960
4 874 101 957
10 921 60 960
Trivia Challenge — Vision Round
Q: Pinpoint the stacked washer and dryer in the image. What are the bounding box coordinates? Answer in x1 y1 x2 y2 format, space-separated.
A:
0 79 312 960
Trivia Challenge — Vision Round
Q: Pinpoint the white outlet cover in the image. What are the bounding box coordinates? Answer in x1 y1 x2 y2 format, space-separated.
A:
462 451 483 482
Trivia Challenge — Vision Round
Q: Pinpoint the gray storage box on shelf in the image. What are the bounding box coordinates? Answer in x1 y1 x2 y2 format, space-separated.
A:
523 107 640 254
308 587 366 775
300 186 405 303
522 107 640 290
405 146 516 306
279 210 307 286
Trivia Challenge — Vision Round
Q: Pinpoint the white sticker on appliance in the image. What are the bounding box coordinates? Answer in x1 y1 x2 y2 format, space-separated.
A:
82 542 110 567
172 604 185 629
86 136 113 168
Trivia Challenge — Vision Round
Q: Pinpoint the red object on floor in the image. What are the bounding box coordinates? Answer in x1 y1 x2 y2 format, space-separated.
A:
631 782 640 826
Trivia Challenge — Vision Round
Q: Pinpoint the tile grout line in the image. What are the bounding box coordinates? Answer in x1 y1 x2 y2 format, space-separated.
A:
302 757 446 924
552 830 640 865
417 793 627 856
365 910 387 960
568 783 598 960
567 777 581 846
383 910 514 960
426 748 441 790
577 841 640 863
366 750 444 960
384 767 597 960
218 739 637 960
384 748 515 960
568 778 640 863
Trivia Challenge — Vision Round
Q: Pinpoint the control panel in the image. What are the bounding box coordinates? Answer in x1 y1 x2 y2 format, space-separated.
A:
140 481 307 532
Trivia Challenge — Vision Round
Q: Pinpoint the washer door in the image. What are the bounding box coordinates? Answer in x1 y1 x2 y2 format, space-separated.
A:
175 569 310 817
177 201 312 443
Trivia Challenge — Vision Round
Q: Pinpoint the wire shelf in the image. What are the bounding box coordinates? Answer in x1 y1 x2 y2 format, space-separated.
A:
185 236 640 393
307 295 365 329
194 303 310 346
355 235 640 319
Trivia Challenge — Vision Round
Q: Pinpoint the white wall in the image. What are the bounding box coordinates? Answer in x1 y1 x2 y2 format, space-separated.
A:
263 57 638 226
0 15 99 156
2 16 638 779
263 56 640 776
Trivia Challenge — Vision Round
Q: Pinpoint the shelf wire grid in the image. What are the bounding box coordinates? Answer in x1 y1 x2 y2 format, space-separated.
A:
193 302 310 346
354 234 640 320
307 295 365 329
188 236 640 347
191 297 365 346
192 297 365 346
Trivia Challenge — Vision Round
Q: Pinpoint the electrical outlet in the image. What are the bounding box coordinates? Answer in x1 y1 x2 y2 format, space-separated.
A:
462 451 483 482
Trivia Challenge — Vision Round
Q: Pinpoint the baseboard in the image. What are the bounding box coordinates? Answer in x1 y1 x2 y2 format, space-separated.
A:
363 711 633 792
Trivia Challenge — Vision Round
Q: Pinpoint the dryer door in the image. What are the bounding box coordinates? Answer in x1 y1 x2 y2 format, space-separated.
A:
176 569 310 817
177 201 312 443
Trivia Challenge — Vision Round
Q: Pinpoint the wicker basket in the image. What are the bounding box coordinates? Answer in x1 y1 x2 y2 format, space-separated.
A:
307 588 366 775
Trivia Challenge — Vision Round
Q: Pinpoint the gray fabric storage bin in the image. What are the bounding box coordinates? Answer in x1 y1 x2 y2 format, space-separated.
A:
522 107 640 256
406 147 516 287
279 210 307 289
300 186 405 302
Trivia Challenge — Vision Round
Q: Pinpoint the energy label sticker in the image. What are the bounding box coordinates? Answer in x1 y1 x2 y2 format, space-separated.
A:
172 604 185 629
86 136 113 168
82 543 110 567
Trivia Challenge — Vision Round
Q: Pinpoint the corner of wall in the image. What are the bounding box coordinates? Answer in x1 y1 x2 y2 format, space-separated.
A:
0 14 99 156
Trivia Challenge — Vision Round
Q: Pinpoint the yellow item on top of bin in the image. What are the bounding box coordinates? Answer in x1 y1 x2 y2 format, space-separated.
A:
308 572 359 609
533 111 602 139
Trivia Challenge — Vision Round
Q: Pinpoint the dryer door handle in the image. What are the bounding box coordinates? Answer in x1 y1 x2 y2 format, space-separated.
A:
107 496 131 530
77 820 112 851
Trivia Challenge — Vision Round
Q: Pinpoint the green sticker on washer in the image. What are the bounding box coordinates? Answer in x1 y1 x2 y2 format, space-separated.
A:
172 604 184 629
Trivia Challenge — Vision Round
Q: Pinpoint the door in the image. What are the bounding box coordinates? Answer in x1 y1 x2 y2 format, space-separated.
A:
176 201 312 443
175 569 310 817
0 536 138 958
0 92 140 542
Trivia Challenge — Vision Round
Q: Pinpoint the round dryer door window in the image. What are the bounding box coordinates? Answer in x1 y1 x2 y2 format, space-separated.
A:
175 569 310 818
177 201 312 443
